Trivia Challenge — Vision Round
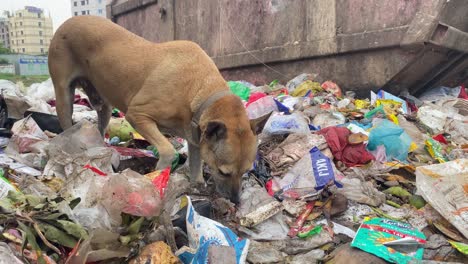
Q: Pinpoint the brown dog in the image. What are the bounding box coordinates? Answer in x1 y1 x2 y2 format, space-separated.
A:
48 16 269 204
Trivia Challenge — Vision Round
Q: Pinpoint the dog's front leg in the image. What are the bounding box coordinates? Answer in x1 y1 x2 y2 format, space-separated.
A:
188 143 204 184
126 113 175 170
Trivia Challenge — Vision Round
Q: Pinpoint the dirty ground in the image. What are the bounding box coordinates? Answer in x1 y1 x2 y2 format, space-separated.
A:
0 76 467 264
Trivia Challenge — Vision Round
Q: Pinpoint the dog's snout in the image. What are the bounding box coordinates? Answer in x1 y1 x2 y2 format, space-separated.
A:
230 193 240 205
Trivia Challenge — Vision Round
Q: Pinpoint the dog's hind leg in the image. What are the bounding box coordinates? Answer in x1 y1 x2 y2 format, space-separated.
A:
80 79 112 136
50 76 75 131
96 104 112 136
126 112 175 171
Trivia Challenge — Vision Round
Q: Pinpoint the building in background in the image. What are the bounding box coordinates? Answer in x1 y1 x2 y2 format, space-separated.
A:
71 0 107 17
0 14 10 49
8 6 53 55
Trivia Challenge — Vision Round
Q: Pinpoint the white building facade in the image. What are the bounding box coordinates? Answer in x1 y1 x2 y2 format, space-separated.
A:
70 0 106 17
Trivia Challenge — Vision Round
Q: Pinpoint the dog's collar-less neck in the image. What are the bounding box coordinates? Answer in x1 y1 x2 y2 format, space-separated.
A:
191 90 232 143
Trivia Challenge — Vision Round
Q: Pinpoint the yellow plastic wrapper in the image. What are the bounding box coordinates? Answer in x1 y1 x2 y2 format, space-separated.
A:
129 241 179 264
387 114 399 125
375 99 402 116
291 80 322 97
355 99 370 109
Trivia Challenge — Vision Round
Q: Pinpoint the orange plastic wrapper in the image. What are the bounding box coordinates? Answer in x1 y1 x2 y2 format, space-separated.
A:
321 81 342 98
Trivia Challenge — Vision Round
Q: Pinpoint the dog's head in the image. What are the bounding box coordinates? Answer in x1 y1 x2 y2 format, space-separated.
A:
199 102 270 205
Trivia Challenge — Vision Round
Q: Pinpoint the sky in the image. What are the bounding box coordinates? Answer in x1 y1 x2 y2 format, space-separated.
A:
0 0 72 32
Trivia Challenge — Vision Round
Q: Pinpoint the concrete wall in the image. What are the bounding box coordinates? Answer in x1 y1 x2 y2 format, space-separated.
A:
108 0 468 95
0 64 14 74
0 54 49 75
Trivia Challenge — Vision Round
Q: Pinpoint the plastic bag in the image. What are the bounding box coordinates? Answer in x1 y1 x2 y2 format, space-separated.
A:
102 169 162 217
176 196 250 264
418 86 463 102
0 80 23 97
228 81 251 101
367 119 412 162
275 147 336 200
246 95 278 119
313 112 346 128
416 159 468 239
25 78 55 102
264 133 328 176
237 181 289 241
8 116 48 154
286 73 318 94
290 80 322 97
321 81 342 98
336 177 386 207
0 242 26 264
351 218 426 264
263 112 309 135
417 105 447 134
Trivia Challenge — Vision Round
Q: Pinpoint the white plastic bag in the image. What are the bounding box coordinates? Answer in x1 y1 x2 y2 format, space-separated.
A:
176 196 250 264
263 112 309 135
416 159 468 239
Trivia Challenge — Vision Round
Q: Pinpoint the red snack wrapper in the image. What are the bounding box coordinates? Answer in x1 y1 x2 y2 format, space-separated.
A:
288 201 315 237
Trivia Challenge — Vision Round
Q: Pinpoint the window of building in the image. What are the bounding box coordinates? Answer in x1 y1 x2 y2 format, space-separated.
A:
87 10 90 15
38 22 42 27
81 1 85 5
1 29 3 33
99 0 102 3
40 39 43 45
18 13 22 17
21 31 23 35
41 48 44 53
98 9 103 14
39 31 42 36
21 39 24 44
82 11 86 15
74 12 78 16
38 13 41 18
74 1 77 7
22 48 25 53
19 22 22 26
86 0 89 4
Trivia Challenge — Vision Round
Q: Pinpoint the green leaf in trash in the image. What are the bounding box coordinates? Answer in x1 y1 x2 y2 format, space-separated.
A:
57 220 88 240
25 195 45 208
0 197 14 211
8 190 26 205
128 217 144 235
18 221 47 264
68 197 81 210
40 213 64 220
383 186 411 198
409 195 426 209
449 240 468 255
38 222 78 248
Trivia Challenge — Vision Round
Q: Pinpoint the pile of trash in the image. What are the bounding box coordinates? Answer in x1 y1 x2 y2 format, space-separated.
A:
0 75 466 264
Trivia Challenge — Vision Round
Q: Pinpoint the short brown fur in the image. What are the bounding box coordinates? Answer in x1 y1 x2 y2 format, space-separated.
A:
48 16 269 203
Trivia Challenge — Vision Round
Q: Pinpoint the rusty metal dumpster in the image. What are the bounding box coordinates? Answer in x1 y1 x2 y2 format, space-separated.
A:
107 0 468 96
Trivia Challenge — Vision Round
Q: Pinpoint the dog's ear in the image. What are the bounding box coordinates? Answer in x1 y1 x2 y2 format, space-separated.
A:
250 112 272 135
204 121 227 142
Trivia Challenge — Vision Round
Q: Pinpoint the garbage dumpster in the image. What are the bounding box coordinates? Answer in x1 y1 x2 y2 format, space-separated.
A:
107 0 468 96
